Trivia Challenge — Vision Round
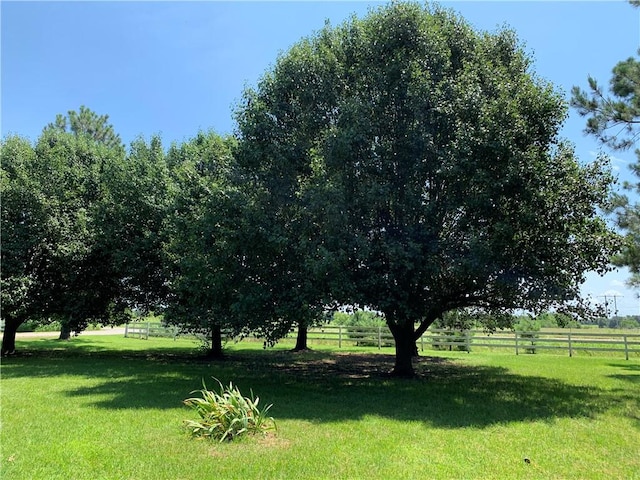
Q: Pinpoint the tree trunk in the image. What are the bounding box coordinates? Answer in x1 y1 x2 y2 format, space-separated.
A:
58 322 72 340
207 324 224 359
292 322 310 351
412 341 419 357
389 320 416 378
1 316 23 356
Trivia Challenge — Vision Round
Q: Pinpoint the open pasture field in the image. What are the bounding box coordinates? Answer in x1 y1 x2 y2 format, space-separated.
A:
1 335 639 479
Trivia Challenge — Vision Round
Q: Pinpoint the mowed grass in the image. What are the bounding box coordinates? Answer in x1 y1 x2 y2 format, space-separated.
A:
1 335 639 479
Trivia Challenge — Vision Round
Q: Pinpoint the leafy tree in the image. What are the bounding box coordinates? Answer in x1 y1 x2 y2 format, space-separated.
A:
0 136 48 353
234 35 342 351
97 134 170 316
32 127 127 339
1 128 121 352
1 108 166 353
163 132 244 357
236 2 620 376
40 110 169 340
571 1 640 287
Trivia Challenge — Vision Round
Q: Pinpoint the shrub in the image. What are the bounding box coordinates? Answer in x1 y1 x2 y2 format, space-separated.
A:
331 310 391 346
332 310 386 328
431 329 471 352
620 318 640 329
183 379 276 442
515 317 540 354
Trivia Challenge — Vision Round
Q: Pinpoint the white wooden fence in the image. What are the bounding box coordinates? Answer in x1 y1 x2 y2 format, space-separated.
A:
124 322 179 340
124 322 640 360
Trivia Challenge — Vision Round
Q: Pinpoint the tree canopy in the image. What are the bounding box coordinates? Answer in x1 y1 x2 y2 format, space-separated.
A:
1 4 623 377
1 108 168 353
44 105 124 152
236 2 620 376
162 131 244 356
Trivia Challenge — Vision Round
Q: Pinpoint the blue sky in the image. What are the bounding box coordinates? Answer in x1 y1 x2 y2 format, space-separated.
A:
2 1 640 315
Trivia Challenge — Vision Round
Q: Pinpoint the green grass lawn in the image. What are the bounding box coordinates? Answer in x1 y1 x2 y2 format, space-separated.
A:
2 335 639 479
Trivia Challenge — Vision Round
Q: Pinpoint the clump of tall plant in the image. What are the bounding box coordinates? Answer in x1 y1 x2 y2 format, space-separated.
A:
183 378 276 442
514 317 540 354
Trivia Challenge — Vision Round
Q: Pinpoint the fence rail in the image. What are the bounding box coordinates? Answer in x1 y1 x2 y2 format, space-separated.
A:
124 322 640 360
124 322 179 340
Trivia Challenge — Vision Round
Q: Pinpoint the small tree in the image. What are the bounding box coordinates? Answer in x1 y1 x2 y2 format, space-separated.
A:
163 132 243 357
1 136 48 354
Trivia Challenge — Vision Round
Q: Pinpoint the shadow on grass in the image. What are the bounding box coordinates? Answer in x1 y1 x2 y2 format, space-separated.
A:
607 362 640 384
3 345 637 429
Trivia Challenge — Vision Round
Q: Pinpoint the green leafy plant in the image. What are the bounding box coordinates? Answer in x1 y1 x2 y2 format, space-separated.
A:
431 330 471 352
183 378 276 442
332 310 391 346
514 317 540 354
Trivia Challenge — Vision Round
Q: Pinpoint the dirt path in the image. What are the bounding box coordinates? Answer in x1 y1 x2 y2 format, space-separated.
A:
15 327 127 338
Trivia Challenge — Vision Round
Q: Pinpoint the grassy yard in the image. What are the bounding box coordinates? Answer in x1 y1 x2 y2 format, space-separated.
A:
1 335 639 479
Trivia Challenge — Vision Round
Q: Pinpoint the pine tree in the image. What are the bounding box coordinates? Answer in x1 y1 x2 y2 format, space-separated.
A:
571 1 640 286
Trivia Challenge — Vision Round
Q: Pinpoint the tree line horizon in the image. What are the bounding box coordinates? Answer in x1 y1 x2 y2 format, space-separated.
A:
3 2 638 377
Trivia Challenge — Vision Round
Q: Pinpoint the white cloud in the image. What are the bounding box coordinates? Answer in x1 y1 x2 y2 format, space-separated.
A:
589 150 632 169
602 289 623 297
610 154 631 165
610 279 627 288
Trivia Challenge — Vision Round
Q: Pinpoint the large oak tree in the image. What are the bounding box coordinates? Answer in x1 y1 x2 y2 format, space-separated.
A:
236 2 620 376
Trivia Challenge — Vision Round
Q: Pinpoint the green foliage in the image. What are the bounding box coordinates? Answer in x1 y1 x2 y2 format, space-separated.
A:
43 105 123 151
620 317 640 329
183 378 276 442
331 310 385 328
571 57 640 152
600 316 640 329
431 330 471 352
514 317 540 354
99 134 171 314
0 135 45 331
163 131 245 356
331 310 389 346
1 107 172 354
572 1 640 288
236 1 620 376
0 128 125 350
29 113 132 334
431 311 473 351
514 317 541 333
16 320 60 333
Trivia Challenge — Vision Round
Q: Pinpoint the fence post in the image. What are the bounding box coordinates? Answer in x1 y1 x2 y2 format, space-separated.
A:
338 326 342 348
465 330 471 353
420 333 424 352
378 327 382 350
145 322 150 340
515 331 519 355
568 331 573 357
124 323 129 338
624 335 629 361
